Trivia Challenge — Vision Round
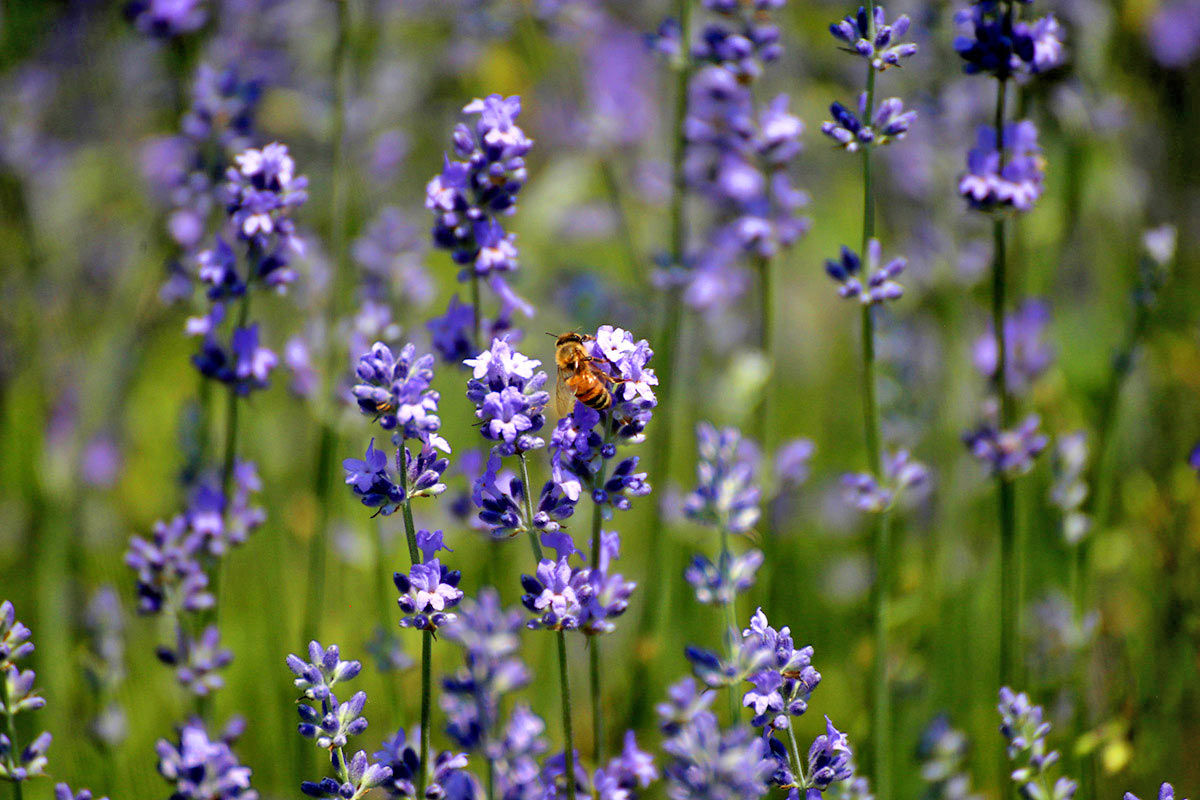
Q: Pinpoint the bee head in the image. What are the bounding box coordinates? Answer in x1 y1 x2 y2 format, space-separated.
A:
555 332 584 346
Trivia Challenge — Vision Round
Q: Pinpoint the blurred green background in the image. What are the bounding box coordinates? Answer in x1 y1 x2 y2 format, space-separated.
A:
1 0 1198 799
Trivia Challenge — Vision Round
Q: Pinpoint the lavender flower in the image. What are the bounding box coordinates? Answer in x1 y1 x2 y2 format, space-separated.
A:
741 609 821 731
997 687 1077 800
1126 785 1190 800
55 785 109 800
658 683 775 800
286 641 363 702
830 7 918 70
0 604 50 783
684 549 764 606
125 0 206 37
375 729 475 800
840 449 928 512
959 121 1045 213
224 142 309 258
521 553 589 631
973 300 1053 394
156 720 257 800
471 453 576 539
301 750 393 800
918 716 983 800
83 587 127 747
394 551 465 633
578 530 637 635
156 624 233 696
353 342 451 452
685 423 761 535
821 95 916 152
964 409 1047 477
824 240 907 304
1049 433 1090 545
494 705 549 800
465 338 550 455
806 718 855 797
954 2 1064 78
298 691 370 750
0 602 33 668
126 516 214 615
442 589 529 751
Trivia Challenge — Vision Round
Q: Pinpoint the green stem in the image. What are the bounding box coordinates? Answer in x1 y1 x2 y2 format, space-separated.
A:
588 441 610 767
719 528 739 723
556 631 577 799
517 453 544 563
784 706 808 788
857 9 891 792
419 630 433 799
753 254 774 446
471 272 482 353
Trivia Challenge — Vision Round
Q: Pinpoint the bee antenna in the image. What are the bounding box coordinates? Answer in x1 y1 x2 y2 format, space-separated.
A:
545 331 558 338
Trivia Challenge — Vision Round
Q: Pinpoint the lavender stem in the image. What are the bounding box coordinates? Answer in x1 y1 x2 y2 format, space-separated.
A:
556 630 577 800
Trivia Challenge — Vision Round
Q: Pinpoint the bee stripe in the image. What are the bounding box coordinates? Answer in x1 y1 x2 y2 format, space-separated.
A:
582 385 611 410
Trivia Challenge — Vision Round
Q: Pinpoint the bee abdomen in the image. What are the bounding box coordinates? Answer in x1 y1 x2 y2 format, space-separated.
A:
581 384 611 411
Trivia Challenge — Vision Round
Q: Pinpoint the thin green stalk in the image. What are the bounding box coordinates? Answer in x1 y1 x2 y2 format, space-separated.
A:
517 453 544 563
419 630 433 798
373 517 400 712
587 425 613 766
719 529 739 723
471 272 482 353
629 0 693 730
556 631 577 800
784 707 808 788
753 254 774 447
856 6 891 793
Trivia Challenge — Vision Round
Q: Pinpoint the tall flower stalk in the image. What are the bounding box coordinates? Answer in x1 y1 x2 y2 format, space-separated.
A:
821 3 918 793
344 341 455 795
953 0 1063 692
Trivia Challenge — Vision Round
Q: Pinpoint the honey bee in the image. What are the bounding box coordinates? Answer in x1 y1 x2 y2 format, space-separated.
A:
552 332 624 417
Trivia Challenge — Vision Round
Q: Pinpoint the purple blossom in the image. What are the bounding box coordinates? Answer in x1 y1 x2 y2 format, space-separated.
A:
806 718 855 797
840 449 929 513
520 555 589 631
1146 0 1200 67
126 516 213 615
959 121 1045 213
156 624 232 696
286 641 363 702
684 549 764 605
156 720 257 800
352 341 450 452
300 749 393 800
1126 785 1190 800
374 729 475 800
471 452 577 539
824 240 906 305
829 6 918 70
741 609 821 731
125 0 206 37
224 142 308 256
465 338 550 455
973 299 1053 394
578 530 637 635
55 785 109 800
685 423 761 535
964 409 1047 477
0 601 34 668
997 688 1077 800
394 554 465 631
297 690 369 750
821 94 916 151
955 2 1064 77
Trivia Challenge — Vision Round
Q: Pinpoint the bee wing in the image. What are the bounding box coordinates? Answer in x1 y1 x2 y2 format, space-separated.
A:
554 369 576 417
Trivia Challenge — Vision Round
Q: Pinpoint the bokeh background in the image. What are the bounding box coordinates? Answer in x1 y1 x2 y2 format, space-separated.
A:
1 0 1199 799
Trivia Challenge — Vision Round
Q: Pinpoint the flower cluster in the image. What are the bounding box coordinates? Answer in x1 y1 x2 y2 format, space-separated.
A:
156 624 233 696
821 94 916 152
684 549 764 606
670 4 810 312
374 729 473 800
685 423 761 535
954 0 1064 78
546 327 657 516
519 530 636 635
1126 786 1190 800
841 449 929 512
959 121 1045 213
83 587 127 747
352 342 451 452
126 462 264 615
465 338 550 455
740 609 821 731
441 589 530 752
804 718 856 799
125 0 206 37
146 64 262 260
824 240 907 305
393 531 465 632
156 720 258 800
186 142 307 394
54 785 109 800
918 716 983 800
1049 432 1090 545
830 7 918 70
289 643 393 800
997 687 1077 800
425 94 533 355
964 408 1048 477
658 678 776 800
0 601 50 783
493 705 549 800
471 453 576 539
973 299 1053 394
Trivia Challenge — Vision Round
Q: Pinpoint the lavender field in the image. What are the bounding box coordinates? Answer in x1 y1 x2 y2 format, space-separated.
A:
0 1 1197 800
